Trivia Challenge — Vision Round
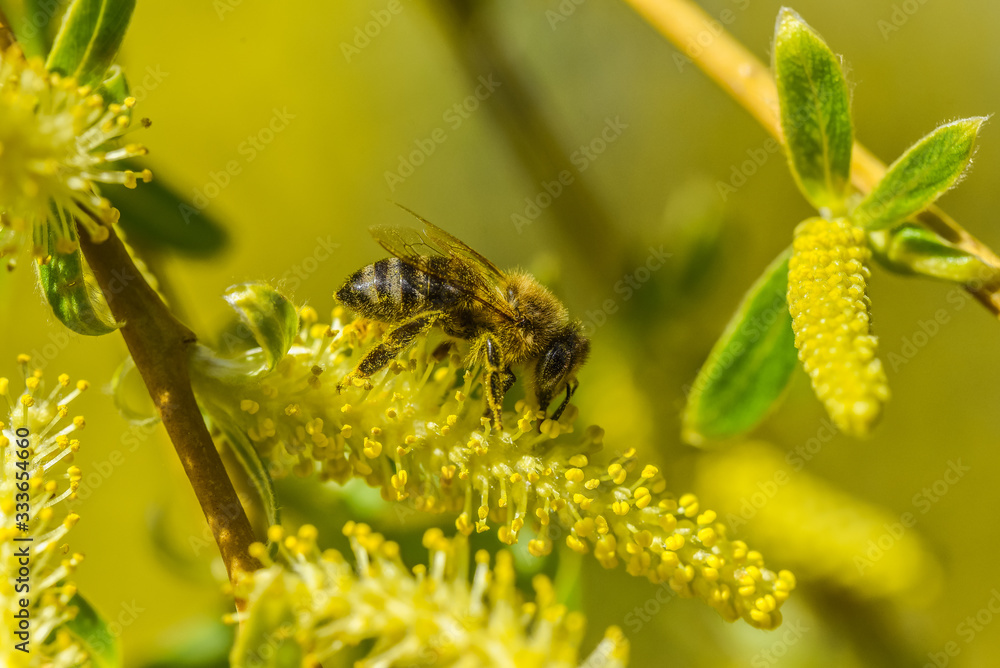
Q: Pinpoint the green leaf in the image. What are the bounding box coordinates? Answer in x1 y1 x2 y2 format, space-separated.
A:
95 63 130 104
63 593 123 668
37 229 120 336
869 223 999 284
45 0 136 87
230 574 302 668
852 118 987 230
110 169 229 258
218 420 280 539
773 7 853 212
683 248 798 445
223 283 299 372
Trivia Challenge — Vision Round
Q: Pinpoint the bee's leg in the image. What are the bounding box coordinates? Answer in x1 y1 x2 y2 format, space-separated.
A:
548 379 579 421
476 335 509 429
500 368 517 395
338 311 443 391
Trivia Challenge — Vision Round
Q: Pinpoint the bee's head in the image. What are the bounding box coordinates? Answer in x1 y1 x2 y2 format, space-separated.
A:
534 321 590 418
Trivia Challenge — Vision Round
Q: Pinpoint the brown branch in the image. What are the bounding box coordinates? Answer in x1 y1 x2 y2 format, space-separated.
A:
78 224 259 600
623 0 1000 317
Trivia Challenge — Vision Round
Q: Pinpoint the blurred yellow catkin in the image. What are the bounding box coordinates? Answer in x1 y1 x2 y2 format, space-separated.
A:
695 441 940 601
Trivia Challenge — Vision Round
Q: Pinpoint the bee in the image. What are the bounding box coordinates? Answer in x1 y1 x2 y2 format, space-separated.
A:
335 208 589 429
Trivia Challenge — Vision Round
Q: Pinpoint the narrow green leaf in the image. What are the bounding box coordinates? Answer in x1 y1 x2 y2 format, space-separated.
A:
773 7 853 212
110 168 229 257
64 593 123 668
45 0 136 87
869 223 999 284
683 248 798 445
37 229 120 336
218 420 281 536
230 574 302 668
223 283 299 372
853 117 987 230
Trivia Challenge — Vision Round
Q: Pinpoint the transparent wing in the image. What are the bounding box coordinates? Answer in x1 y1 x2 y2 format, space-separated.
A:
370 209 515 319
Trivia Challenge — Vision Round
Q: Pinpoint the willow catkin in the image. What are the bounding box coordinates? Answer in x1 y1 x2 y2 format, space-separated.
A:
231 523 630 667
787 217 889 436
194 308 796 630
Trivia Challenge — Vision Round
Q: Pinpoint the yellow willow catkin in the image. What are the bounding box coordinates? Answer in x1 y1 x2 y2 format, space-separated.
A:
196 307 796 630
787 217 889 436
0 45 151 266
695 442 940 601
1 357 90 667
230 523 629 667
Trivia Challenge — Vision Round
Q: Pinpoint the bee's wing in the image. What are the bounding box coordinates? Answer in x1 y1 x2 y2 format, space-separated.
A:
369 217 516 320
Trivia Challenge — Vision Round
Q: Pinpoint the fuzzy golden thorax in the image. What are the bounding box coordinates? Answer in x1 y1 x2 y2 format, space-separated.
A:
494 271 570 363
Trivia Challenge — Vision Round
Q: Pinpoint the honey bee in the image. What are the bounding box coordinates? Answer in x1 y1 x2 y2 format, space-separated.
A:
335 207 589 429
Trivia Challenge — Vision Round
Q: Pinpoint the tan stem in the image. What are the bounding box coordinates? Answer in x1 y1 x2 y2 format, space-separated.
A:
78 225 259 602
623 0 1000 316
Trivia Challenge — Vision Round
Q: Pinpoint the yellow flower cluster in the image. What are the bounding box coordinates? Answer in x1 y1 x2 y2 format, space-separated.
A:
787 217 889 436
695 442 939 601
199 308 796 629
1 357 90 667
230 523 629 667
0 45 151 267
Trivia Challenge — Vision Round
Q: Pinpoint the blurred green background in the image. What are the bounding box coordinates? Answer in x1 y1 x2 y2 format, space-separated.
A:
4 0 1000 665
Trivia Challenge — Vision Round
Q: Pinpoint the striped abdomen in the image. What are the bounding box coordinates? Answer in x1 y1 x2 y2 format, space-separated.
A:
336 256 464 321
